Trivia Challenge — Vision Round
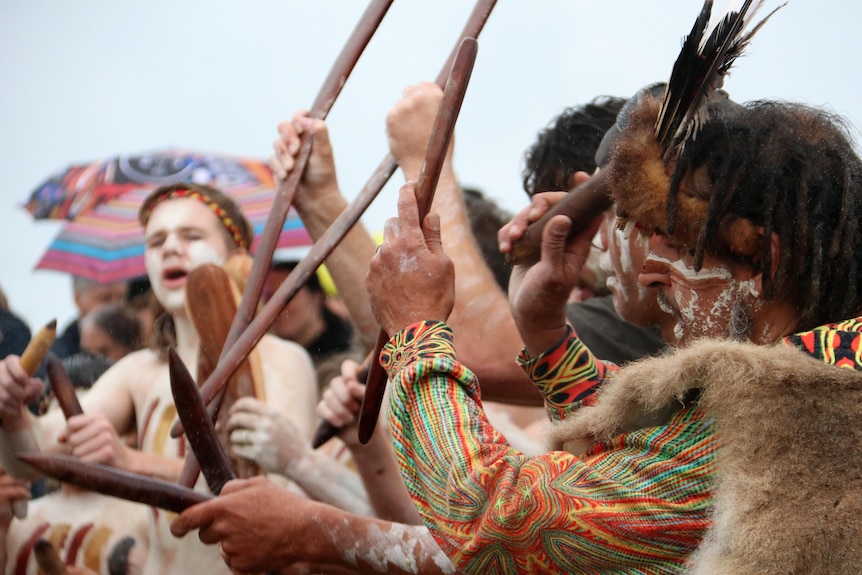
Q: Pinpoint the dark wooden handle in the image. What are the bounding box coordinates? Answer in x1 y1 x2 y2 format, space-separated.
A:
505 172 612 267
44 355 84 420
169 348 236 494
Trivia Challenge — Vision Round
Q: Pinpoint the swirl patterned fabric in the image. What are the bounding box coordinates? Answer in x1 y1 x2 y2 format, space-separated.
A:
385 321 715 574
783 316 862 369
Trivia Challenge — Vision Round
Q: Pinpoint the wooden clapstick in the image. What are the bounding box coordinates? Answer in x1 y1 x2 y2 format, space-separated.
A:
9 318 56 519
33 539 67 575
184 263 263 482
504 172 612 267
19 319 56 375
356 37 479 444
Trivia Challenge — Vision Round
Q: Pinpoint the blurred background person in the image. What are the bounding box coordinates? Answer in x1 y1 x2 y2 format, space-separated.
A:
51 276 127 359
0 285 30 359
79 303 143 362
263 259 357 375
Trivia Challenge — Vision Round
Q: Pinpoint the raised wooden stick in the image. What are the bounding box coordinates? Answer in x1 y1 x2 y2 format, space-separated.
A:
357 38 479 444
193 0 392 436
172 0 499 440
18 453 210 514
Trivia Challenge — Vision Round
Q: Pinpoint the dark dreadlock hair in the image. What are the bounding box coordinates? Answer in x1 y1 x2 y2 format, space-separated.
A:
522 96 627 197
669 100 862 330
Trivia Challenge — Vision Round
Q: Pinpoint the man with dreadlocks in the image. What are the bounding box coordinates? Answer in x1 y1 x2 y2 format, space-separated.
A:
361 89 862 574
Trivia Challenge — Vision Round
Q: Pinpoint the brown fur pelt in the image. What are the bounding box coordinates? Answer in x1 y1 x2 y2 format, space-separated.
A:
548 339 862 574
603 94 761 263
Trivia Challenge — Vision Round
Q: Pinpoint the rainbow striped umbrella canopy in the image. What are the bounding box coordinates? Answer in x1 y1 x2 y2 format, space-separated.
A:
30 150 311 283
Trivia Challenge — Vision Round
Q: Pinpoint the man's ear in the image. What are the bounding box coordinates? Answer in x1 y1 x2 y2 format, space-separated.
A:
752 230 781 296
568 171 592 190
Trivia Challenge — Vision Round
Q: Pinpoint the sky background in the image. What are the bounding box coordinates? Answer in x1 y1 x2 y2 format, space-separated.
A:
2 0 861 331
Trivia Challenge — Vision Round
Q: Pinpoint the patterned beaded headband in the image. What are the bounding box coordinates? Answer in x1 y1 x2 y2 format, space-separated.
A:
139 187 250 250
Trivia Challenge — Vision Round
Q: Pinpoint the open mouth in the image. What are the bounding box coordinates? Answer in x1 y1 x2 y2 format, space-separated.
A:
163 267 188 288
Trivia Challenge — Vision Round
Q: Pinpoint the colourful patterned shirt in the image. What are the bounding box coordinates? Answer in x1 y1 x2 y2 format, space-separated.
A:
385 321 715 574
386 316 862 574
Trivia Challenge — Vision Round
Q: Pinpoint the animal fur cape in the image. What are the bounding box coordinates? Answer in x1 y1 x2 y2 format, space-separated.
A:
548 339 862 574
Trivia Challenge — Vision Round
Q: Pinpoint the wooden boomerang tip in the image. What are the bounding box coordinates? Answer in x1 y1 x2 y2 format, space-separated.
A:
168 348 235 495
45 355 84 419
18 453 210 513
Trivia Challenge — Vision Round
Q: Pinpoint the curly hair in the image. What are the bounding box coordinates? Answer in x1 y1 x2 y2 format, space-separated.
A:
669 101 862 330
522 96 627 197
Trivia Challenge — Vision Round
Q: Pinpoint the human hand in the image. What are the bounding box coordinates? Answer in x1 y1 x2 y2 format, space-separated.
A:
507 207 603 357
270 111 339 200
386 82 451 178
227 396 309 475
0 355 43 422
0 468 30 526
367 183 454 336
58 413 130 469
171 476 326 573
316 359 367 448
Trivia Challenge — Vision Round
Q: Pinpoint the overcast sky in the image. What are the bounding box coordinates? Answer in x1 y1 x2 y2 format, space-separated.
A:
2 0 860 330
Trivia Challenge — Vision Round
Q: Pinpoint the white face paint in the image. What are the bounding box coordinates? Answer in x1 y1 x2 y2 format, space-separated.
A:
144 197 234 315
649 251 761 344
599 214 666 327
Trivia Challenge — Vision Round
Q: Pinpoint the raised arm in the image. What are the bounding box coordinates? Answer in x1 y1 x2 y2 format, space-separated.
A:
271 114 379 350
316 358 421 524
385 82 540 404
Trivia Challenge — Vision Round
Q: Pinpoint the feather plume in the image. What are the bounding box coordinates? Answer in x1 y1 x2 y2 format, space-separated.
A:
654 0 784 161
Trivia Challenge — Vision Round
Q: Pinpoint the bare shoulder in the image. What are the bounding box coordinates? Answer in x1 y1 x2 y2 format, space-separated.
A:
257 334 314 366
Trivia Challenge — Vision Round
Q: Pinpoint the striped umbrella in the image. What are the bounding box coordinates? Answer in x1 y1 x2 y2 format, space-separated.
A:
30 150 311 283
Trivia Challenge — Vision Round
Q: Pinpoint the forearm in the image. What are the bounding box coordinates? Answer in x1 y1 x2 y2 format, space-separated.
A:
285 451 373 518
124 448 184 483
293 183 378 350
428 166 543 405
305 505 456 575
0 412 44 480
348 429 422 525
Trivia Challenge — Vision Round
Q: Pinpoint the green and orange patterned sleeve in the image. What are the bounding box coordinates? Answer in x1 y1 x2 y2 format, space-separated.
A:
517 324 620 421
384 320 715 575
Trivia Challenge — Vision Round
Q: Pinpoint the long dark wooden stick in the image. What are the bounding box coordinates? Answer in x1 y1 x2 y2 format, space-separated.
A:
18 453 210 514
170 0 391 447
222 0 393 359
172 0 498 440
357 38 479 444
311 0 497 448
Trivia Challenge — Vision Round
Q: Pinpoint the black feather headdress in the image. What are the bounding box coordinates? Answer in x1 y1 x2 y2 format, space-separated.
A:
655 0 785 161
606 0 784 254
